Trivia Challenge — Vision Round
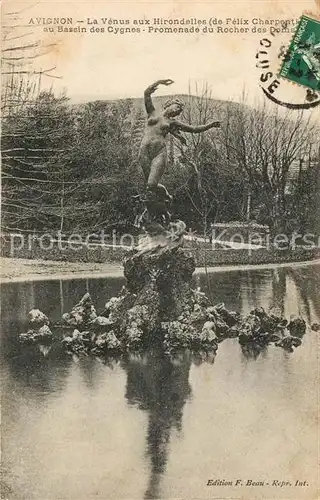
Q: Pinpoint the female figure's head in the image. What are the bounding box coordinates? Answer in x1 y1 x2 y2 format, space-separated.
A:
163 98 184 117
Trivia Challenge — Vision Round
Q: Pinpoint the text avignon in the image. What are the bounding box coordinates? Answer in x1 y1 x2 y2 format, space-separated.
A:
28 18 73 25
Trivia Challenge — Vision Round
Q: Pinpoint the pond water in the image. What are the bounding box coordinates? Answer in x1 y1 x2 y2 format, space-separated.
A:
1 264 319 499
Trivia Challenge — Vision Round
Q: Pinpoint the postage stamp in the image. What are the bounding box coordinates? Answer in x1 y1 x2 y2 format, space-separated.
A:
278 14 320 90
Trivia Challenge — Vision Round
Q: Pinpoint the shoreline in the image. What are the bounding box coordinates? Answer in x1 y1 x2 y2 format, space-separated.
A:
1 256 319 284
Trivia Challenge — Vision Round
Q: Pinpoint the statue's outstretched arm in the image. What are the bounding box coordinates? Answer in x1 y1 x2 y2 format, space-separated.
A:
173 120 220 133
144 79 174 115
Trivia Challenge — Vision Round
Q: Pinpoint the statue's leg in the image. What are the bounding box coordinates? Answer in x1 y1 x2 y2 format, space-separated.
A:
138 145 151 182
147 148 167 187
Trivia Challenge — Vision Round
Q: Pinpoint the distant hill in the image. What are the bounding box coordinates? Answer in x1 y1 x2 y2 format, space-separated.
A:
72 94 316 181
73 93 243 120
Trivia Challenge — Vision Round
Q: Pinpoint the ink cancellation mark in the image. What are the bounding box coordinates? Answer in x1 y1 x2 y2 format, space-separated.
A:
279 14 320 91
256 24 320 109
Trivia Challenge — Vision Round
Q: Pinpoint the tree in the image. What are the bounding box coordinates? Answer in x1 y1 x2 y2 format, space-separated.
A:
1 6 64 233
1 6 60 117
167 83 244 234
2 96 140 234
2 91 77 232
220 96 316 235
289 145 320 235
68 99 137 232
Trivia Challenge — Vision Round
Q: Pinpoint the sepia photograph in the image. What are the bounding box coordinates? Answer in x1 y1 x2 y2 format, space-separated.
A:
1 1 320 499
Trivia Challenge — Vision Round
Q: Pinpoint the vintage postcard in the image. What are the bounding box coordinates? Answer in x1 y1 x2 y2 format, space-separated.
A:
1 0 319 499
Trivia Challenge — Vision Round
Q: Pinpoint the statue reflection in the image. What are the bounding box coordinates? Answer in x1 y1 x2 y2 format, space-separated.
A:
240 342 268 361
121 349 192 499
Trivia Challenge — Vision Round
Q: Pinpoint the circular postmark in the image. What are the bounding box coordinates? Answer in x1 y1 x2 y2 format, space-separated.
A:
256 16 320 109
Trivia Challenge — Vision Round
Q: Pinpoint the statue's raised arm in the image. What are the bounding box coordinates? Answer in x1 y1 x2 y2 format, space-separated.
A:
144 79 174 115
137 79 221 237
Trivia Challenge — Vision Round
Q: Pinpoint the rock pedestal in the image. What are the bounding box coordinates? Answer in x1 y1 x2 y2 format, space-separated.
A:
123 247 195 325
96 245 203 349
20 236 308 357
59 241 222 352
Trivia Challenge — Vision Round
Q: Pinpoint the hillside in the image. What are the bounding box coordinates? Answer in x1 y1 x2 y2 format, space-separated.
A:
73 94 311 179
73 93 242 120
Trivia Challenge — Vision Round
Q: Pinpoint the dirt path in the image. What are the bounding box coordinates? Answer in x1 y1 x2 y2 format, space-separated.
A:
1 257 319 284
0 257 123 283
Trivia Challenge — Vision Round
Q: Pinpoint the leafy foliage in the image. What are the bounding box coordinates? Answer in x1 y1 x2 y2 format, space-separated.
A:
1 88 319 237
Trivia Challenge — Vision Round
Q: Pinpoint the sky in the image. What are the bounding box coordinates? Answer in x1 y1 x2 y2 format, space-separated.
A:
2 0 320 117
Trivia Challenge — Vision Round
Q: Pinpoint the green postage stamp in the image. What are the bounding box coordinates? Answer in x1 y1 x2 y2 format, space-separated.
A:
279 14 320 90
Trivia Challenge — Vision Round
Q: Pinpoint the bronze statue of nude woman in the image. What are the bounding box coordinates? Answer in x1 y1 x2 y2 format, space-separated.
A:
139 79 220 194
137 79 220 233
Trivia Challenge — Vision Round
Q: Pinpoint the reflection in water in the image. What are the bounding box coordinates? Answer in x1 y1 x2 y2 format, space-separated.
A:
240 342 268 361
1 263 319 499
271 268 286 316
122 350 192 499
1 265 319 336
3 342 72 404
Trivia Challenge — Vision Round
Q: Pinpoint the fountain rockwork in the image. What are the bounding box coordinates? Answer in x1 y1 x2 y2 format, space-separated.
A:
20 234 308 357
18 206 308 356
17 79 308 357
60 239 223 354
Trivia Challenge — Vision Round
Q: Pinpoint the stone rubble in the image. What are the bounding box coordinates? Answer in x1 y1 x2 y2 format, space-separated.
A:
19 246 309 356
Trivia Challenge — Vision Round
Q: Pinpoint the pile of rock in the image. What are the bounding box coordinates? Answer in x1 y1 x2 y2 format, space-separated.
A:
62 292 97 327
18 247 309 356
21 289 306 357
19 309 53 344
238 307 306 352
